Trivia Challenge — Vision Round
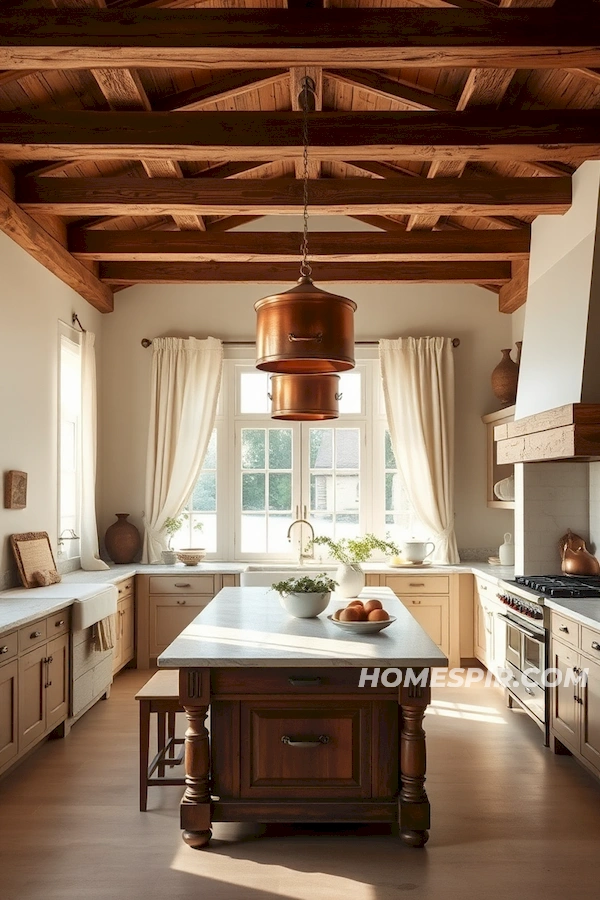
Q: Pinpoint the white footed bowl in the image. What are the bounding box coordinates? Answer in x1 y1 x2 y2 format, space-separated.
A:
279 591 331 618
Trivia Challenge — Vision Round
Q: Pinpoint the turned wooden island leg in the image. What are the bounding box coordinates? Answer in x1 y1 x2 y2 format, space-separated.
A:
398 679 431 848
180 669 212 849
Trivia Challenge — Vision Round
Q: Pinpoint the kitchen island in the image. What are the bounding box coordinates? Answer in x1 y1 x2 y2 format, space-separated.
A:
158 586 447 849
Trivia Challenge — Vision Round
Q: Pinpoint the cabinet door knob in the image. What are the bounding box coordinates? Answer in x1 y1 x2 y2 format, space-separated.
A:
281 734 329 748
559 626 569 633
0 646 8 654
591 641 600 652
30 631 41 639
55 620 65 627
176 599 187 605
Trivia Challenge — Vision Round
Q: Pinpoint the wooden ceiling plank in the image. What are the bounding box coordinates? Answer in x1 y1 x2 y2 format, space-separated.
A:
68 227 531 262
99 260 512 285
0 180 113 312
17 175 572 217
155 69 290 111
290 66 322 179
324 69 456 112
499 258 530 313
1 110 599 162
1 9 599 70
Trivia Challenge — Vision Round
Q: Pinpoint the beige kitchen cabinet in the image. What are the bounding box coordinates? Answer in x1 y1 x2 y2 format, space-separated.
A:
481 406 515 509
45 633 69 732
113 577 135 675
473 576 506 677
136 573 239 667
403 596 449 653
18 631 69 752
0 658 18 770
550 611 600 779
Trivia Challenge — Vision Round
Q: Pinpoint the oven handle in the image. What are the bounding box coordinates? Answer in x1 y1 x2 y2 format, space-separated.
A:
498 614 545 643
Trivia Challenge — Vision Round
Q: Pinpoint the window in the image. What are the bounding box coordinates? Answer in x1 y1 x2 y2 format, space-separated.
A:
181 352 426 561
58 329 82 559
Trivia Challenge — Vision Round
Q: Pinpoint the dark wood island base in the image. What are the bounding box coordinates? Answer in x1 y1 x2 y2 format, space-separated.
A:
178 666 432 850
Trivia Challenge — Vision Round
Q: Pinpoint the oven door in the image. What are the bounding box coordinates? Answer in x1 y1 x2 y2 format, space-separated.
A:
499 614 546 687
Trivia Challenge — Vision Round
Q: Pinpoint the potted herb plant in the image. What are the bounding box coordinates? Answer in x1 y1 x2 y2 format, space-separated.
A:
308 534 400 598
161 514 203 565
271 572 337 618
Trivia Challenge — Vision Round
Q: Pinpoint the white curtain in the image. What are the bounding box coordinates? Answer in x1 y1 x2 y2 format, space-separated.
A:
379 337 459 565
142 337 223 564
79 331 109 571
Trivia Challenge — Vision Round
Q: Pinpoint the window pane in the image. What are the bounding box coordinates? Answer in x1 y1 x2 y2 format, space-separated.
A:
335 429 359 469
203 431 217 469
241 514 266 553
269 429 292 470
384 430 428 540
240 372 270 414
242 473 265 510
269 473 291 511
267 514 294 553
242 429 265 469
191 473 216 512
385 430 397 469
311 472 332 512
338 372 362 415
335 474 359 512
310 429 332 468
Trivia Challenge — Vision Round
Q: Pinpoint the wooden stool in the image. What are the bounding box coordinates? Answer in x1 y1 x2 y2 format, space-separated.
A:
135 670 186 812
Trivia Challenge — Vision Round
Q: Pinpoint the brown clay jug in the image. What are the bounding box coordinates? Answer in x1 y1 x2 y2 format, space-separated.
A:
491 348 519 406
104 513 141 564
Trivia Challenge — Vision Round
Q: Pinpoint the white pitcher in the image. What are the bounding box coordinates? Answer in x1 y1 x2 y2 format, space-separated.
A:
499 533 515 566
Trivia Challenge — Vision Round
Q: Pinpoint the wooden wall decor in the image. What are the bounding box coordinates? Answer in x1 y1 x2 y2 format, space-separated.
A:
4 470 27 509
10 531 59 589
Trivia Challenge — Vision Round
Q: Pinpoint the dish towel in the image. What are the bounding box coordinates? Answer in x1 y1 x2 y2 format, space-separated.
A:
94 616 115 652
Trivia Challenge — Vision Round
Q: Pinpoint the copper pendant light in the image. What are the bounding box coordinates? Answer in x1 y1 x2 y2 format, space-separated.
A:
255 75 356 376
270 374 341 421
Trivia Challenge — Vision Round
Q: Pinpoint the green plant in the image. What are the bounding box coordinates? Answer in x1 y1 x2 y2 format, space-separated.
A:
308 534 400 565
163 514 203 549
271 573 337 596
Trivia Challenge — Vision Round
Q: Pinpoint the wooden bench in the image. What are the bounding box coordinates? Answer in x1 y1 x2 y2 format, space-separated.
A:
135 669 185 811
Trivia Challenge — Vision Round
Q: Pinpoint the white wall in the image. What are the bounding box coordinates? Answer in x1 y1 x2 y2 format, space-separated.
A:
516 162 600 419
98 240 515 554
0 231 104 588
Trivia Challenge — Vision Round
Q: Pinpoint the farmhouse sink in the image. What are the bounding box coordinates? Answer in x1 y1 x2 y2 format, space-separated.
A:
71 585 118 631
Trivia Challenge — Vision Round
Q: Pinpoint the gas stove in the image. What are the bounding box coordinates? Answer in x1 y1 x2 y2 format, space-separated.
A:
511 575 600 599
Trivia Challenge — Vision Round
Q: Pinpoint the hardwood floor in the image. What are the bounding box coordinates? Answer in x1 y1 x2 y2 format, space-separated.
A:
1 669 600 900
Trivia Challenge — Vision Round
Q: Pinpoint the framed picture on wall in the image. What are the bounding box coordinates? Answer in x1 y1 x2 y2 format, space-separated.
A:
4 470 27 509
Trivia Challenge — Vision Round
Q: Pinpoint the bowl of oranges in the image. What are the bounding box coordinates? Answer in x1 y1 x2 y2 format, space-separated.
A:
327 598 395 634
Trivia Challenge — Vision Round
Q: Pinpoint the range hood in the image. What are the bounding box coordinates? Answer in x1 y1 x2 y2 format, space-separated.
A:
497 162 600 464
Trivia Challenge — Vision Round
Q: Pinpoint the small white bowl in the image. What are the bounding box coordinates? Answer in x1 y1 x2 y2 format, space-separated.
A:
327 614 396 635
279 591 331 618
175 548 206 566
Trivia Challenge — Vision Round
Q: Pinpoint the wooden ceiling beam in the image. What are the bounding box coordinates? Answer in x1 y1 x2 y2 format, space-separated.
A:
0 162 113 312
324 69 456 112
69 227 531 262
99 260 512 285
499 258 530 313
155 69 289 111
1 110 598 162
0 9 598 70
17 175 572 217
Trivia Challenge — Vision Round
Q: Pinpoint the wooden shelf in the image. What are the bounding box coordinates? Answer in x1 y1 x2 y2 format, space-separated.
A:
482 406 515 510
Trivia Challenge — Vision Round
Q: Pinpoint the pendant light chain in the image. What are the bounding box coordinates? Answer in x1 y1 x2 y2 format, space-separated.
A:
300 74 314 279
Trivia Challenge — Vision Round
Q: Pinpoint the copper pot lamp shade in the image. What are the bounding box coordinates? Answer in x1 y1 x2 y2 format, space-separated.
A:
270 374 341 421
255 277 357 374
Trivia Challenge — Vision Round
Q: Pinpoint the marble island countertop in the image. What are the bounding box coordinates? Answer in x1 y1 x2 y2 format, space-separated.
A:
158 586 448 668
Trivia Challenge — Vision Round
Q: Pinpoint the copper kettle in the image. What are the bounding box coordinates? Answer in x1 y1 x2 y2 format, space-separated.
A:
559 529 600 576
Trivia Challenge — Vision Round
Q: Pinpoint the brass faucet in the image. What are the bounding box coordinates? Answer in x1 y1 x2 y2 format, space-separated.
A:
286 517 315 565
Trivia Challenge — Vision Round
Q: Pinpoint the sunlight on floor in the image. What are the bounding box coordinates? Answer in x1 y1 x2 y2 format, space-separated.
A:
428 698 506 725
169 845 378 900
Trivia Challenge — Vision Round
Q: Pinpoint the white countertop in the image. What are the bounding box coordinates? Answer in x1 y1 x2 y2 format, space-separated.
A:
545 597 600 631
158 586 448 668
0 560 513 637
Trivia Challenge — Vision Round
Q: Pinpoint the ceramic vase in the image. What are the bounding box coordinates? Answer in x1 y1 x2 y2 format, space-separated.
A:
335 564 365 599
104 513 141 564
491 349 519 406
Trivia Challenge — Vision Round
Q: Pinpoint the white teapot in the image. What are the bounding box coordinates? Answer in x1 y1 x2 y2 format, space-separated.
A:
401 540 436 564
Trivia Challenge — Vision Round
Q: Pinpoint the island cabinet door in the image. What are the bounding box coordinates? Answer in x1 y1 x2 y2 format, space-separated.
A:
237 700 395 800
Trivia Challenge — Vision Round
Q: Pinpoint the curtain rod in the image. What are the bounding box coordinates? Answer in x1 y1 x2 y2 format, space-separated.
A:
140 337 460 348
72 313 86 333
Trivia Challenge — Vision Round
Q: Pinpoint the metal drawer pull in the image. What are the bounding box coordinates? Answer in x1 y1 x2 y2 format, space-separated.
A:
174 583 191 588
281 735 330 748
0 646 8 654
176 599 187 605
30 631 42 639
409 583 425 587
288 676 322 687
55 620 65 627
524 686 535 696
412 600 422 605
592 641 600 652
559 626 569 633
